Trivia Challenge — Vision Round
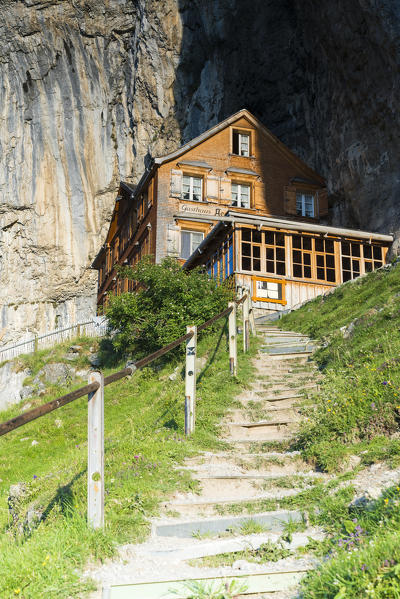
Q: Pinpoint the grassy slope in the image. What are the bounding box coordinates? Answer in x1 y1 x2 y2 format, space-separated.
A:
280 261 400 598
0 323 258 598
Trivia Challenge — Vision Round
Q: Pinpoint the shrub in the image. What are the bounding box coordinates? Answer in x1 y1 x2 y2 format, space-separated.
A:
104 257 234 357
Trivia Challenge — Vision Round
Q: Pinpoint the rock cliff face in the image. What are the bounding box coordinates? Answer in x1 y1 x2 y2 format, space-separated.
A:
0 0 399 344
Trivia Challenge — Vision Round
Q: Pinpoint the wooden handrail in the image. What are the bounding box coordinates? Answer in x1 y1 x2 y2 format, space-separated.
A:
0 296 247 438
0 382 100 437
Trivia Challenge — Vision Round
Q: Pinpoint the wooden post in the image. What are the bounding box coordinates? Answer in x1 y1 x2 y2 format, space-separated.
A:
249 294 256 336
228 302 237 376
243 294 250 353
88 371 104 529
34 336 38 352
77 323 81 338
185 325 197 435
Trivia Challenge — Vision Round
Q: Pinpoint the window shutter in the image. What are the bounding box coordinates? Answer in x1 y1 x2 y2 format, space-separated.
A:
317 188 328 217
206 176 219 200
166 224 180 256
232 132 239 155
284 185 297 215
170 169 183 198
220 177 231 202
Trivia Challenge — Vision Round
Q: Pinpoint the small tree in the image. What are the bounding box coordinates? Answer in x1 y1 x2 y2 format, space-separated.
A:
105 256 233 357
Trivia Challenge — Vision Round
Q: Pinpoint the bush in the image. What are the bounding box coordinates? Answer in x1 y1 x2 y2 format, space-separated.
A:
105 257 234 357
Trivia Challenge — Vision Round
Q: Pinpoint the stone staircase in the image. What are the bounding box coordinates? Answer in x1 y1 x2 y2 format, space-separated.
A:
90 323 325 599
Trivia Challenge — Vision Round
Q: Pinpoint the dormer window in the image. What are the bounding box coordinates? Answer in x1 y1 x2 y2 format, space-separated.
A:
182 175 203 202
296 192 315 218
233 130 250 156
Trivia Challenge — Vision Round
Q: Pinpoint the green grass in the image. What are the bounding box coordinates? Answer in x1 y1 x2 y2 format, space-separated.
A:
300 479 400 598
280 261 400 472
279 260 400 596
0 322 258 598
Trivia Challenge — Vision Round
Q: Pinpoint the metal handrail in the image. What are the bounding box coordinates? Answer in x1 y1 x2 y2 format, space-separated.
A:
0 296 247 438
0 318 108 362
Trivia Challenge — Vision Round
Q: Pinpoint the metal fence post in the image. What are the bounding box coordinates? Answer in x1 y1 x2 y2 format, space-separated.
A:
243 294 250 353
185 325 197 435
228 302 237 376
88 371 104 528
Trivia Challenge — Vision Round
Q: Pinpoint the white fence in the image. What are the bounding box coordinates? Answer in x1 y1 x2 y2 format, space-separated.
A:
0 318 108 363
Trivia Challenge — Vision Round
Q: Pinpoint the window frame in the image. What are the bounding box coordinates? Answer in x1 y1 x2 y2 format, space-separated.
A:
291 234 338 283
182 174 203 202
252 276 286 305
296 191 315 218
232 128 252 157
180 229 204 260
314 237 336 283
291 234 313 280
240 227 286 276
231 182 251 208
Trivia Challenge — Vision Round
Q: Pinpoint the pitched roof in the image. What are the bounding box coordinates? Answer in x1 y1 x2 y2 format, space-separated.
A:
153 108 325 184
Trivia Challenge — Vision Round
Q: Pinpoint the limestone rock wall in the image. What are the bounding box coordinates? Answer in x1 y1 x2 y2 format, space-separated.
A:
1 0 399 345
174 0 400 238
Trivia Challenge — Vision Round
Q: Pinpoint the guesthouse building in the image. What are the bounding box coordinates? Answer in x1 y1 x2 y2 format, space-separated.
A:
92 109 393 312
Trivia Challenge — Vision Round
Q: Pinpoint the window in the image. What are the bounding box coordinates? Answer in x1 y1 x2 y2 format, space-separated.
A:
232 183 250 208
180 230 204 260
256 280 283 300
241 228 261 271
296 192 315 218
252 277 285 304
341 241 361 281
233 130 250 156
292 235 313 279
265 231 286 276
363 244 383 273
182 175 203 202
315 238 336 282
240 229 286 275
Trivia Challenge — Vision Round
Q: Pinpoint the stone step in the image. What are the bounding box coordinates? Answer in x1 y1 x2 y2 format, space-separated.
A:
261 338 311 345
147 530 322 561
252 391 302 400
263 353 312 361
102 568 311 598
195 471 318 481
154 510 303 538
260 346 316 356
254 383 318 392
229 440 294 450
232 419 298 429
165 487 303 511
195 480 273 499
241 395 301 406
180 452 308 477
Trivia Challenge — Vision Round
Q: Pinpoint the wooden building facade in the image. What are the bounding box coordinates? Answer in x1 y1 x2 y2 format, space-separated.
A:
183 213 392 312
92 109 393 310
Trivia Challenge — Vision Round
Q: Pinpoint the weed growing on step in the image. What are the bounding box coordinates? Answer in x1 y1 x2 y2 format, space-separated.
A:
237 518 268 535
172 579 248 599
0 323 258 598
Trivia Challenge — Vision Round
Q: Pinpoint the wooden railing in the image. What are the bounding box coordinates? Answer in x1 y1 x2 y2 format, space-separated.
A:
0 292 254 529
